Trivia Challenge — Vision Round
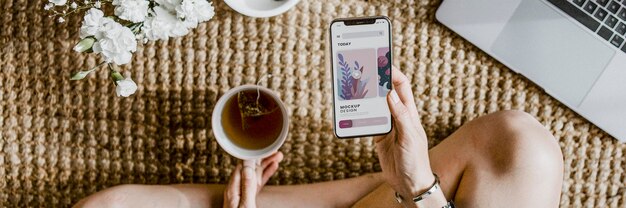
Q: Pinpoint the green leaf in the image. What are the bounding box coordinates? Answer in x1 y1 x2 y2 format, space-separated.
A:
70 69 95 80
73 37 96 53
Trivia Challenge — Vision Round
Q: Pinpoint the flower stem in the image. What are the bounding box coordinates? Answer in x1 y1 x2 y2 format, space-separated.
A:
109 64 124 85
91 61 107 70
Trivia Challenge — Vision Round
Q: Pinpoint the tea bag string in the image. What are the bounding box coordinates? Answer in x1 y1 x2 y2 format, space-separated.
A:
255 73 287 105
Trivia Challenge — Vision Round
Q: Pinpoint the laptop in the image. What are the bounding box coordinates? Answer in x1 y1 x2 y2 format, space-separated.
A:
436 0 626 142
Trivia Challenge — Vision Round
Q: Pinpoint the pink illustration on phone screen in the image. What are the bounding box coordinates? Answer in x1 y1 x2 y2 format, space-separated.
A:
377 47 391 96
337 49 378 100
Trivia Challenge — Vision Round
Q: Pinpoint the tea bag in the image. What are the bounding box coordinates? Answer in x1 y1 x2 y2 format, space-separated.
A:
237 90 278 130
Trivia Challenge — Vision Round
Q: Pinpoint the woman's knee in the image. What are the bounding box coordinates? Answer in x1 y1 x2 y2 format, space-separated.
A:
468 110 563 175
75 184 191 208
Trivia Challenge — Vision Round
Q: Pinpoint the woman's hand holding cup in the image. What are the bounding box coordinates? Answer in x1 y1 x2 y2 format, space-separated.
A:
223 152 284 208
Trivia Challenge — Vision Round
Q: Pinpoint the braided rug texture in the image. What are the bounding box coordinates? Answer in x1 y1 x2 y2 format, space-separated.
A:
1 0 625 207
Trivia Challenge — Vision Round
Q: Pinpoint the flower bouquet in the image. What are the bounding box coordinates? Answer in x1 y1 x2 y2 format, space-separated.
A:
45 0 215 97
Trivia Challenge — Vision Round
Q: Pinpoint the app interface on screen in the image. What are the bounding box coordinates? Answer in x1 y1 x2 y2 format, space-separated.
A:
331 19 392 137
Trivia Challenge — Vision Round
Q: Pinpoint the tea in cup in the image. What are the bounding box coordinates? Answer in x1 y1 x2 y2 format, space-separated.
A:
212 85 289 160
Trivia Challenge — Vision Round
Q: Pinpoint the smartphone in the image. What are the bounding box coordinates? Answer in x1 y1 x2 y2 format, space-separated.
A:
329 16 393 138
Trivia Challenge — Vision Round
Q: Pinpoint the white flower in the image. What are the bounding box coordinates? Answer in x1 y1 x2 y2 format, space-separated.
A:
57 17 65 23
79 8 138 65
94 1 101 8
115 78 138 97
70 2 77 8
48 0 67 6
112 0 150 23
44 3 54 10
176 0 214 28
79 8 105 38
92 19 137 65
142 0 214 41
142 6 189 41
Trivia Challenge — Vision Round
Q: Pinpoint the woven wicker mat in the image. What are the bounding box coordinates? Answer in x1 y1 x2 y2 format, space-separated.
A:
1 0 625 207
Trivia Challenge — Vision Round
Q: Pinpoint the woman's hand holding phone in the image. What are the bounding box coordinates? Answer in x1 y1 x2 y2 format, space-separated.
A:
374 68 447 207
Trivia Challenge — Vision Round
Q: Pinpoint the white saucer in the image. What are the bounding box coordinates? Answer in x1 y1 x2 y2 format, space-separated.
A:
223 0 301 18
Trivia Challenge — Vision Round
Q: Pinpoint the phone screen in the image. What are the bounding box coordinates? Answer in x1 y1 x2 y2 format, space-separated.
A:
330 17 392 138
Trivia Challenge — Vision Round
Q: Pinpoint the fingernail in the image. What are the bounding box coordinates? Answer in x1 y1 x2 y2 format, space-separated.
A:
390 90 400 104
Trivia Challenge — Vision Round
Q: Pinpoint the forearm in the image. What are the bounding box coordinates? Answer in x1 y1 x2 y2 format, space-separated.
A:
396 171 449 208
399 191 448 208
259 173 385 208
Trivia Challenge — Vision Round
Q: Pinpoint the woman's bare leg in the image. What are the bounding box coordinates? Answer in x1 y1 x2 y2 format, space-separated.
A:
74 110 563 208
73 174 385 208
353 110 563 207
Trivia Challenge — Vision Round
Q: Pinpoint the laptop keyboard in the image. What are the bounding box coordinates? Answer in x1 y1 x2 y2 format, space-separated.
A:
547 0 626 53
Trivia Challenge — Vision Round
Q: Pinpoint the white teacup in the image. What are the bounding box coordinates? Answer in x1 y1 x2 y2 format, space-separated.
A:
212 85 289 160
223 0 301 18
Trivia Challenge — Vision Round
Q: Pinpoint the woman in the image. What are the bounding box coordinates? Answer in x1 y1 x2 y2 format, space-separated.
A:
74 68 564 208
